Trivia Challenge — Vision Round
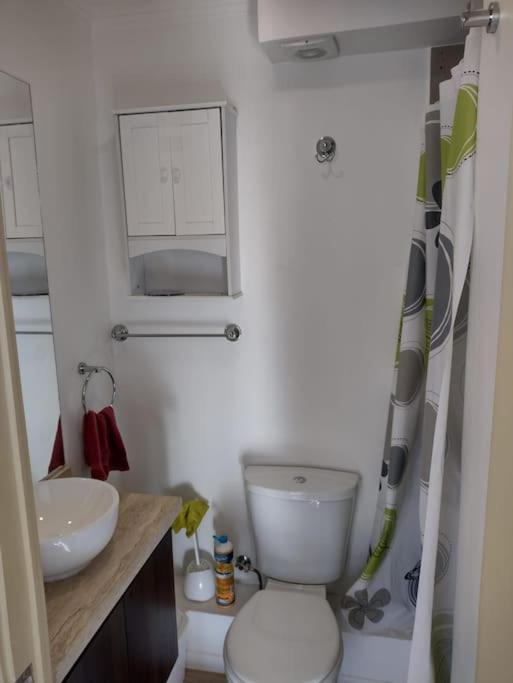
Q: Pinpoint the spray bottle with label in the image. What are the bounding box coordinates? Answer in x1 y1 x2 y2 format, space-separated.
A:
213 535 235 607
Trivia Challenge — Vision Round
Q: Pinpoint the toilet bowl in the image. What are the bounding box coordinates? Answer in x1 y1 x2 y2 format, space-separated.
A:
224 584 342 683
223 465 359 683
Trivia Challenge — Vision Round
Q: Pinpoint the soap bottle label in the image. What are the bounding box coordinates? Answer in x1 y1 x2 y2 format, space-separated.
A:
215 571 235 606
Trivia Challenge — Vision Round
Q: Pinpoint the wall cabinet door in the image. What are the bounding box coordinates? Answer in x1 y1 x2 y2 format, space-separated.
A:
167 108 225 236
120 113 176 237
0 124 43 239
120 108 225 238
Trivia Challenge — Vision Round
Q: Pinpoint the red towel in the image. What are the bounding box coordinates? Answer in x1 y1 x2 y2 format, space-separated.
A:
83 406 129 481
48 418 65 474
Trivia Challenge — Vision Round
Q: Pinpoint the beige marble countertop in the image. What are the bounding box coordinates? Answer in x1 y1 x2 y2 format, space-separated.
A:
45 492 181 682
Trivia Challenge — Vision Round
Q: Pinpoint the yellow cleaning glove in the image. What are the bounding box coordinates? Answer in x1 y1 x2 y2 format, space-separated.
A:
172 499 209 538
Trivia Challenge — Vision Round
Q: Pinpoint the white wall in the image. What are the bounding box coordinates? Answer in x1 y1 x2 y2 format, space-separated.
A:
92 4 428 586
0 0 114 472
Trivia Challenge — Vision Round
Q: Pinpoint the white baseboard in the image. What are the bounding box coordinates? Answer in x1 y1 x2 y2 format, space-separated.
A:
178 585 411 683
186 650 226 674
185 610 231 673
340 631 410 683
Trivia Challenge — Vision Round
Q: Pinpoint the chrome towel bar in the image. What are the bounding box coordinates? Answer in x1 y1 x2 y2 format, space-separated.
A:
111 323 242 343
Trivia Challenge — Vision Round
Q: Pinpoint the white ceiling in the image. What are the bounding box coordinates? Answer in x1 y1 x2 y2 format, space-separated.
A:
65 0 251 19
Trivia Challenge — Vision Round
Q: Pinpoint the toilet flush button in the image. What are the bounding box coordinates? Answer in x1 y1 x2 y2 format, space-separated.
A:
293 476 306 484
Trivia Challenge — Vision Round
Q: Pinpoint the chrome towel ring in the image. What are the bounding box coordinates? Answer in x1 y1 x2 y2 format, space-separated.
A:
78 362 116 413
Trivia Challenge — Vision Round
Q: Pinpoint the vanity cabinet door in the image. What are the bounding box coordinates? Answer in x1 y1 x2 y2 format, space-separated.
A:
63 600 129 683
124 530 178 683
120 113 176 237
167 108 225 236
0 124 43 239
62 531 178 683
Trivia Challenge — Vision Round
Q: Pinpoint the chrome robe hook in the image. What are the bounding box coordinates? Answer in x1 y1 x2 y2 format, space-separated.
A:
315 136 336 163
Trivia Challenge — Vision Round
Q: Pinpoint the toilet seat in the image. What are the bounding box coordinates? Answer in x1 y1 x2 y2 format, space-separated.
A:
224 589 342 683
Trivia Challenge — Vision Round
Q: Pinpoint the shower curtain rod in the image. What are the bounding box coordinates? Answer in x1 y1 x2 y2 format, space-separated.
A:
111 323 242 343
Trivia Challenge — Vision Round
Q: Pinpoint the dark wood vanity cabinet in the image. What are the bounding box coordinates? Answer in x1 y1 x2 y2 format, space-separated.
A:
63 600 130 683
123 530 178 682
64 531 178 683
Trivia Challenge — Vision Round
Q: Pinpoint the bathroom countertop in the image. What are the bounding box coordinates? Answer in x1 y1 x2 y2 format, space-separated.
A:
45 492 181 682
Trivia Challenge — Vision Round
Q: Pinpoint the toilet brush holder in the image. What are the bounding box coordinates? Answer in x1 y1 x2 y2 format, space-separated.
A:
184 533 215 602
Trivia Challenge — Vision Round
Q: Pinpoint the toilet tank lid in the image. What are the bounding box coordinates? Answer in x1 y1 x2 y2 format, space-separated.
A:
244 466 360 502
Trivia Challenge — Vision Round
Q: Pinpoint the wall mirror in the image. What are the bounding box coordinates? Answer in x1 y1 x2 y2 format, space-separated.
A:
0 71 64 481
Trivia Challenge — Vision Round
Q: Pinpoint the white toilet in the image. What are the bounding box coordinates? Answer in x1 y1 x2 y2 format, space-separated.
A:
224 465 359 683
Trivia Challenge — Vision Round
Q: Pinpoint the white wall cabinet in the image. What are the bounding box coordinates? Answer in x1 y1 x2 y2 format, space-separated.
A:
120 108 225 237
118 103 240 296
0 123 43 239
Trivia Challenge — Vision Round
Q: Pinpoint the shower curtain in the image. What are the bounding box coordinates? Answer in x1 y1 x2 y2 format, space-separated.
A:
342 32 480 683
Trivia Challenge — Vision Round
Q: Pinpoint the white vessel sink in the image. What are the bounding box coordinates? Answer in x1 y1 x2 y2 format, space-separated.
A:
34 478 119 582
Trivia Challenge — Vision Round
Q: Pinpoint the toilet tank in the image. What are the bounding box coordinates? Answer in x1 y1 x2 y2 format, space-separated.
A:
244 466 359 584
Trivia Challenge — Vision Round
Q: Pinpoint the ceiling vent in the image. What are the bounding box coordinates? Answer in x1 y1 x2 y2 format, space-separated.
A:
270 35 339 63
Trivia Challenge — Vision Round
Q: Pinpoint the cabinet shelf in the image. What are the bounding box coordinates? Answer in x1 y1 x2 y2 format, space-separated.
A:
6 237 45 256
128 234 227 258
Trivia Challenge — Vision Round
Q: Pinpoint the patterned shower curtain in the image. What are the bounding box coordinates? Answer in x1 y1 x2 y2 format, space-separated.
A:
342 32 480 682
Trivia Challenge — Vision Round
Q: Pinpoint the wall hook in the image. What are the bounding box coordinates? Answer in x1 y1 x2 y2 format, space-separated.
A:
316 136 336 163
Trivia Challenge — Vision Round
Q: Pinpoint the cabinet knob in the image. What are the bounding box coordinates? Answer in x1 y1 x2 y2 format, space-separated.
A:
171 167 182 184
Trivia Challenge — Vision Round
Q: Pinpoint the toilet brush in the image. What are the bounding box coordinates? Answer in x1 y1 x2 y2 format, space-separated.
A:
172 499 215 602
184 530 215 601
192 531 201 566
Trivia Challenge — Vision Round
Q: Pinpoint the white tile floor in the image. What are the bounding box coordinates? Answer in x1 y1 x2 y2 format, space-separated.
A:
184 671 226 683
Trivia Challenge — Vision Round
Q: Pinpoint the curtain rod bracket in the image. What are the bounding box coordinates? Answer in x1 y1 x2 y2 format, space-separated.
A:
461 2 500 34
111 324 129 342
